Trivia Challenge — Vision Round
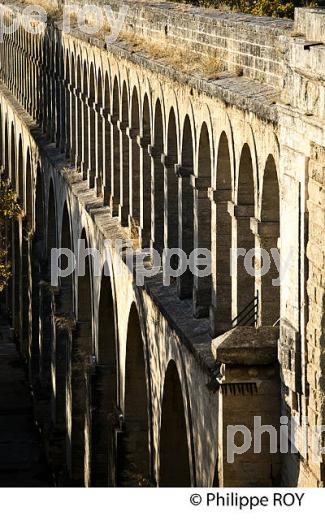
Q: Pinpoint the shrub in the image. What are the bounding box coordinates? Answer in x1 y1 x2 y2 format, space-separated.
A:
0 180 21 292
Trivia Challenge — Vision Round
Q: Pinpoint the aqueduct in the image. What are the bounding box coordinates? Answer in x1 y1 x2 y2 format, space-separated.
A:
1 0 325 487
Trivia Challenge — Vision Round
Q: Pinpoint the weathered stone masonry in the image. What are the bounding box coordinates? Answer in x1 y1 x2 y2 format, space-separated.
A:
0 1 325 487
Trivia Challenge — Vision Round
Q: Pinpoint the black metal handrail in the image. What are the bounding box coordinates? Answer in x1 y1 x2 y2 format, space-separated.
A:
232 292 259 328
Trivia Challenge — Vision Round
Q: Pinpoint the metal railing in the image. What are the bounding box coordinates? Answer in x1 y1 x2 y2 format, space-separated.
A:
232 291 259 328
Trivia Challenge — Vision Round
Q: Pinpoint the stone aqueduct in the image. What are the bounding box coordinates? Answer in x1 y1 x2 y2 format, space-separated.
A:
1 0 325 487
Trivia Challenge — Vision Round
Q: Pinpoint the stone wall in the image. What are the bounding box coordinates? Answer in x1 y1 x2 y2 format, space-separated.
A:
0 1 325 487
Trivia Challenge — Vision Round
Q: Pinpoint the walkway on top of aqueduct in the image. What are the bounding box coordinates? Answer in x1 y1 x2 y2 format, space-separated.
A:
1 0 325 488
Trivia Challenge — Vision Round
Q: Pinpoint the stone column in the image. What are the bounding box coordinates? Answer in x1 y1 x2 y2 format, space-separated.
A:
127 126 141 231
138 134 152 249
87 97 96 189
250 218 280 327
81 90 89 179
149 144 164 253
111 114 121 217
102 108 112 206
228 202 255 321
68 320 92 485
175 165 194 299
95 101 104 197
64 78 71 159
193 177 212 318
58 76 66 154
213 326 281 486
69 82 76 164
210 188 233 337
162 153 178 254
118 119 129 225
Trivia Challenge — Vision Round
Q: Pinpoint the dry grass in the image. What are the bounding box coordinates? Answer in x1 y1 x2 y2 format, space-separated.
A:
20 0 62 20
117 32 225 79
63 5 225 79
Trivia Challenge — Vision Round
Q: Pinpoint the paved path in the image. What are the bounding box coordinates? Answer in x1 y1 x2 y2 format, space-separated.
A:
0 316 53 486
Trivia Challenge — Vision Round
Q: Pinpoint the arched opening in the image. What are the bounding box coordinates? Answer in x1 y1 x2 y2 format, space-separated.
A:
166 108 178 253
214 132 232 334
120 82 129 226
88 63 96 187
259 155 280 326
18 135 23 205
117 304 150 486
112 77 120 216
25 148 33 223
30 164 44 382
10 122 16 189
131 87 140 224
76 56 82 166
70 229 93 485
236 144 255 320
178 115 194 298
141 94 152 248
159 361 191 487
194 123 212 318
103 72 111 206
40 181 56 400
70 53 76 162
96 68 103 196
91 271 118 486
64 52 71 157
82 62 89 177
153 100 164 253
54 204 73 461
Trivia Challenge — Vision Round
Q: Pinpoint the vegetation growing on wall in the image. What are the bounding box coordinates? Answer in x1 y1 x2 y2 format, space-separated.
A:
172 0 318 18
0 181 21 292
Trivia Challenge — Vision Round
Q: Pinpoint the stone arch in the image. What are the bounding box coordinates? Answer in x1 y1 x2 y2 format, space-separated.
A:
112 76 120 215
53 202 73 473
117 303 150 486
96 67 103 195
82 61 89 177
153 99 164 252
236 143 256 319
214 131 233 334
69 228 93 485
131 86 141 224
141 93 152 248
40 180 57 396
30 164 44 381
178 114 194 298
103 70 111 205
166 107 179 253
120 81 129 225
159 360 191 487
70 53 76 162
18 135 23 204
91 269 118 486
10 122 16 189
194 122 212 318
76 55 82 166
25 147 33 223
259 155 280 326
65 51 71 156
88 62 96 186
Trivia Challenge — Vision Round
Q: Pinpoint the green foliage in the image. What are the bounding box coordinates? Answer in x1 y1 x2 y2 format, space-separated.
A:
0 180 21 293
173 0 318 18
